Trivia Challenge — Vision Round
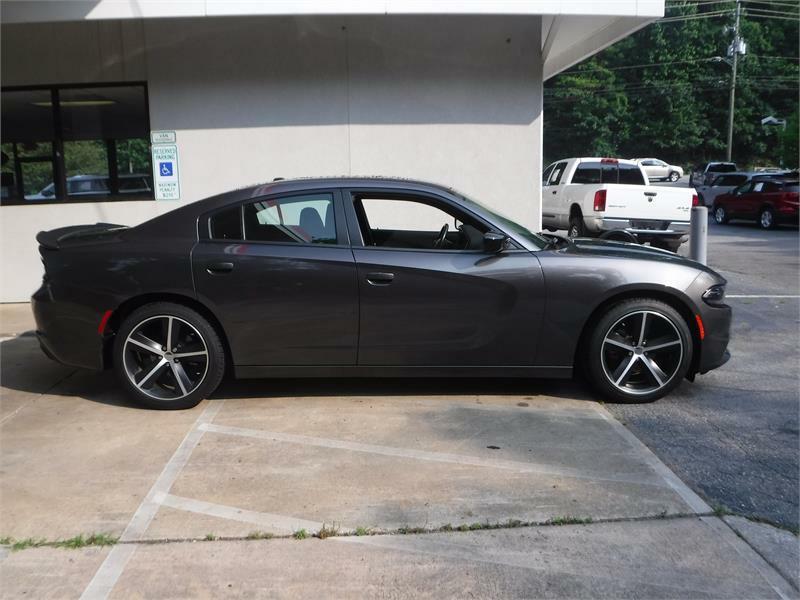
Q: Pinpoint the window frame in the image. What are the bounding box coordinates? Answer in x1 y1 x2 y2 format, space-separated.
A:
1 81 153 206
201 188 350 248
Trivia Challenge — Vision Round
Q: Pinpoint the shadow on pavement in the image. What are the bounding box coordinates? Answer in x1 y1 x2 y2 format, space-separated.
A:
0 334 598 408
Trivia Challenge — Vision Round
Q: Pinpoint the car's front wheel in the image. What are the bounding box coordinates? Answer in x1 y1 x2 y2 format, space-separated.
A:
113 302 226 409
668 171 680 182
586 299 692 403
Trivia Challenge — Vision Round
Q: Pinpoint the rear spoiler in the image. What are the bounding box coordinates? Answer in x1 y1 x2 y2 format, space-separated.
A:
36 223 128 250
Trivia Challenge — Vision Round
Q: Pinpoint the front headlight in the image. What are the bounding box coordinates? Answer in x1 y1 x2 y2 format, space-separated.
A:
702 284 726 306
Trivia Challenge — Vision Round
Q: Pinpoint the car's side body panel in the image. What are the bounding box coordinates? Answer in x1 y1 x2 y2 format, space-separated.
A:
33 233 197 370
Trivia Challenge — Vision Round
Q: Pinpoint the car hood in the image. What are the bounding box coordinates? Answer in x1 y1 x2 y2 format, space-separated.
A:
562 237 723 279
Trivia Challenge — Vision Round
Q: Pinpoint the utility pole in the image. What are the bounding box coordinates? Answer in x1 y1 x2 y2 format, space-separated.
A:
726 0 742 162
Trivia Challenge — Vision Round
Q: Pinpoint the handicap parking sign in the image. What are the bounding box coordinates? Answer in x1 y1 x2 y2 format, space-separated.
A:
159 162 174 177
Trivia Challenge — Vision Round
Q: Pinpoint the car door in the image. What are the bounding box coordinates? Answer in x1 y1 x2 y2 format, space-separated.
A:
192 189 359 366
653 160 669 180
728 181 755 216
343 189 545 367
543 161 569 228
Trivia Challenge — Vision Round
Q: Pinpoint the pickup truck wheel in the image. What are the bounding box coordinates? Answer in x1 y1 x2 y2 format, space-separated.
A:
713 205 729 224
668 171 680 182
586 299 692 403
759 207 777 230
568 214 585 238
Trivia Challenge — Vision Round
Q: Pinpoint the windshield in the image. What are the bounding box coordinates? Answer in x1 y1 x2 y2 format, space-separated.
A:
454 190 549 250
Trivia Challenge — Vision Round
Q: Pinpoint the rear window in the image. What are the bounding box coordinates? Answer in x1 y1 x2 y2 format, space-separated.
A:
714 174 748 187
570 162 644 185
708 163 737 173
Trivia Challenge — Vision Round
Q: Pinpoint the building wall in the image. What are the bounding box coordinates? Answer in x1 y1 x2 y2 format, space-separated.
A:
0 15 543 302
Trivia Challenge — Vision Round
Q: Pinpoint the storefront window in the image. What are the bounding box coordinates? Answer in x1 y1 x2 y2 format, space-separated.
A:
0 84 152 205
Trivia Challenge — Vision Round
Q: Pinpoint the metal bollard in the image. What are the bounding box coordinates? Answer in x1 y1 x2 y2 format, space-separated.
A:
689 206 708 265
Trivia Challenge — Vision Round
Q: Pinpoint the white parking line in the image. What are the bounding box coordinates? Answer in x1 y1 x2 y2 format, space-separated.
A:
591 405 711 515
727 295 800 299
156 492 332 535
199 422 668 488
80 400 225 600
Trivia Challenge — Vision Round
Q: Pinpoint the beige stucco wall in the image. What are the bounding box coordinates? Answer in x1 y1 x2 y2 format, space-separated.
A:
0 15 543 302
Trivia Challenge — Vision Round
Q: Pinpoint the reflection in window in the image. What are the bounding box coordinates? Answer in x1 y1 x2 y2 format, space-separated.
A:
0 84 152 205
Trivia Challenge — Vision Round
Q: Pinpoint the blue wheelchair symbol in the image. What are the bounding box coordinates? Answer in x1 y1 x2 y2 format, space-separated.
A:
159 162 173 177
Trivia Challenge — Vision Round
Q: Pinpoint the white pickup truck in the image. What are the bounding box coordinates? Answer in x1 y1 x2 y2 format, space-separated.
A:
541 157 697 252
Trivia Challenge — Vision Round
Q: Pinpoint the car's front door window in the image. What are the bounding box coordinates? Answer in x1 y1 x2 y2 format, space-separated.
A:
355 196 487 251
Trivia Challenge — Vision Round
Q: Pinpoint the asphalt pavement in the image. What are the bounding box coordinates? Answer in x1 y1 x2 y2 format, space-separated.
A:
606 176 800 531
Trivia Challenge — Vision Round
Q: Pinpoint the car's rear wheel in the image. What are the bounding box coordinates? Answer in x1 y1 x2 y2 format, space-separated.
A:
668 171 680 182
568 212 585 238
759 207 776 230
113 302 226 409
713 205 729 224
586 299 692 403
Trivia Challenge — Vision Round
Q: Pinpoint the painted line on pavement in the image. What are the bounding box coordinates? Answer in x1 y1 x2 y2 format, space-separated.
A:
591 404 712 514
700 516 796 600
80 400 225 600
157 492 334 535
199 422 668 488
727 295 799 299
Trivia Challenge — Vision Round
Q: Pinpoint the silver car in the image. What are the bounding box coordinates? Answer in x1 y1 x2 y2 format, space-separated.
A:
634 158 684 182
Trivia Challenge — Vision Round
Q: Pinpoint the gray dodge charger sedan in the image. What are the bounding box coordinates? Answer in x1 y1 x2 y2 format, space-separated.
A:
32 178 731 409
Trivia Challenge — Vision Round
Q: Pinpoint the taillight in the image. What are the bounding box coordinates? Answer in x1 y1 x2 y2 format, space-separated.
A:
600 158 619 164
692 194 700 206
593 189 607 212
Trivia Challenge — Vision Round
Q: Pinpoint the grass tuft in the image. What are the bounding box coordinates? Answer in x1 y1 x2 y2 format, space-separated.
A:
354 526 372 537
545 516 593 526
245 531 274 540
293 529 308 540
317 523 339 540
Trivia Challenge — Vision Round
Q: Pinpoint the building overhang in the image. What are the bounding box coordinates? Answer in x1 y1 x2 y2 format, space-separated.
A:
1 1 663 79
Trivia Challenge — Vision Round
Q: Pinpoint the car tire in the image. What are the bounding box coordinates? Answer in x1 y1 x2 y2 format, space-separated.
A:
668 171 680 182
759 207 777 230
586 298 692 403
113 302 226 410
568 212 585 238
713 205 729 224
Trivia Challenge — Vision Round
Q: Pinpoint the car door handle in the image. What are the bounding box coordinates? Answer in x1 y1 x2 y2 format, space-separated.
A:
206 261 234 274
644 191 657 197
552 190 557 195
366 272 394 286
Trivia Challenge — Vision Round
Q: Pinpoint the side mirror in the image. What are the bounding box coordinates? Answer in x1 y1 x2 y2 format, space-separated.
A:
483 232 507 253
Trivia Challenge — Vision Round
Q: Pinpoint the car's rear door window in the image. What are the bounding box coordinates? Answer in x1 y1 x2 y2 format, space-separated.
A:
243 193 336 244
209 206 242 240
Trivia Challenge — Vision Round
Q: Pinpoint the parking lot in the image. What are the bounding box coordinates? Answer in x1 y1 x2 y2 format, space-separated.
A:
1 214 798 598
